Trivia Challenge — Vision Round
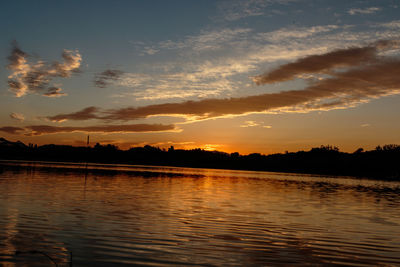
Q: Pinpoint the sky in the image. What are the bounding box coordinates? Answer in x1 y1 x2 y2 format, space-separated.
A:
1 0 400 154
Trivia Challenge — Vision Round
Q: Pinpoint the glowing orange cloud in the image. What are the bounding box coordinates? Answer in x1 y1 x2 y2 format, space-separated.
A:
0 124 176 136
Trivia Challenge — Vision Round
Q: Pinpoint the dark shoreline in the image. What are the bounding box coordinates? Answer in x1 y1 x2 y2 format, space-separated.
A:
1 137 399 180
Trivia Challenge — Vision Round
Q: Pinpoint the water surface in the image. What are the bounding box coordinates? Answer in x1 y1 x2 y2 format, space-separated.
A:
1 161 400 266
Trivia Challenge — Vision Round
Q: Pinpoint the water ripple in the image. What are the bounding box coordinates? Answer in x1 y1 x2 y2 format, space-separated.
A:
0 161 400 266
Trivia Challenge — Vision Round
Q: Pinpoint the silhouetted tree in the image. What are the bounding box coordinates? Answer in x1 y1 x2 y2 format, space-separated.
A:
1 137 399 179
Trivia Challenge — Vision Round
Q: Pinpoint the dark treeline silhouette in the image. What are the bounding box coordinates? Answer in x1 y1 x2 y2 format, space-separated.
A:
1 137 399 179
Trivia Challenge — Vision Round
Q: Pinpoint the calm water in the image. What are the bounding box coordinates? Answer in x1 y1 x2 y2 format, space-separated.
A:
0 161 400 266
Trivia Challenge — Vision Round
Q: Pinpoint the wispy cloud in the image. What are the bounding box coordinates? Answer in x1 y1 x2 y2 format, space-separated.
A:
124 26 340 101
0 123 176 136
7 41 81 97
378 20 400 29
240 121 260 127
94 69 124 88
133 27 252 57
136 24 342 59
217 0 296 21
117 70 234 101
47 40 400 122
126 21 400 102
348 7 381 15
256 25 340 42
240 120 272 128
9 112 25 122
43 87 67 98
158 28 252 52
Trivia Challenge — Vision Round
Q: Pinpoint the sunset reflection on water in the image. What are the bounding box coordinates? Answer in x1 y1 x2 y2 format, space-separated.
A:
0 161 400 266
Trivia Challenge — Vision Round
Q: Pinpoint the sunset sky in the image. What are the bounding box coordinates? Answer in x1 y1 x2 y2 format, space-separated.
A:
1 0 399 154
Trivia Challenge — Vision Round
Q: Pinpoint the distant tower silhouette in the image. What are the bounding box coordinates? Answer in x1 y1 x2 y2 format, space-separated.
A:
87 135 90 147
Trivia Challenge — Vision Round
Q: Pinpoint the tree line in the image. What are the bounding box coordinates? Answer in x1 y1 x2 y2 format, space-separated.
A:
1 137 399 179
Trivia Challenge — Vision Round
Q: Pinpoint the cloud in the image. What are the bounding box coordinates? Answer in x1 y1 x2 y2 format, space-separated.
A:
43 87 67 98
26 124 176 136
240 121 260 127
0 123 176 136
240 120 272 128
202 144 222 151
9 113 25 122
217 0 296 21
126 20 400 102
379 20 400 29
49 49 82 77
253 40 398 84
0 126 25 134
46 40 400 122
218 0 266 21
94 69 124 88
7 41 81 97
257 25 340 42
133 27 252 56
348 7 381 15
117 71 234 101
48 106 100 122
157 28 252 52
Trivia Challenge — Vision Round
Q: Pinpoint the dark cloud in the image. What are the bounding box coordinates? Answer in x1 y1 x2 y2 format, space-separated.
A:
46 40 400 122
253 40 399 85
0 124 175 136
7 41 81 97
48 106 100 122
7 40 28 70
94 69 124 88
26 124 175 136
43 87 67 98
0 126 25 134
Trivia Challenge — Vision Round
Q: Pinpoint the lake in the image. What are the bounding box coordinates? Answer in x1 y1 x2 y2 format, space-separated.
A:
0 160 400 266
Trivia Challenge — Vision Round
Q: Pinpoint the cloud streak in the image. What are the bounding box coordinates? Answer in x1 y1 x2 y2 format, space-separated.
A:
7 41 81 97
0 123 176 136
47 40 400 123
253 40 397 84
0 126 25 134
240 121 260 127
348 7 381 15
48 106 100 122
